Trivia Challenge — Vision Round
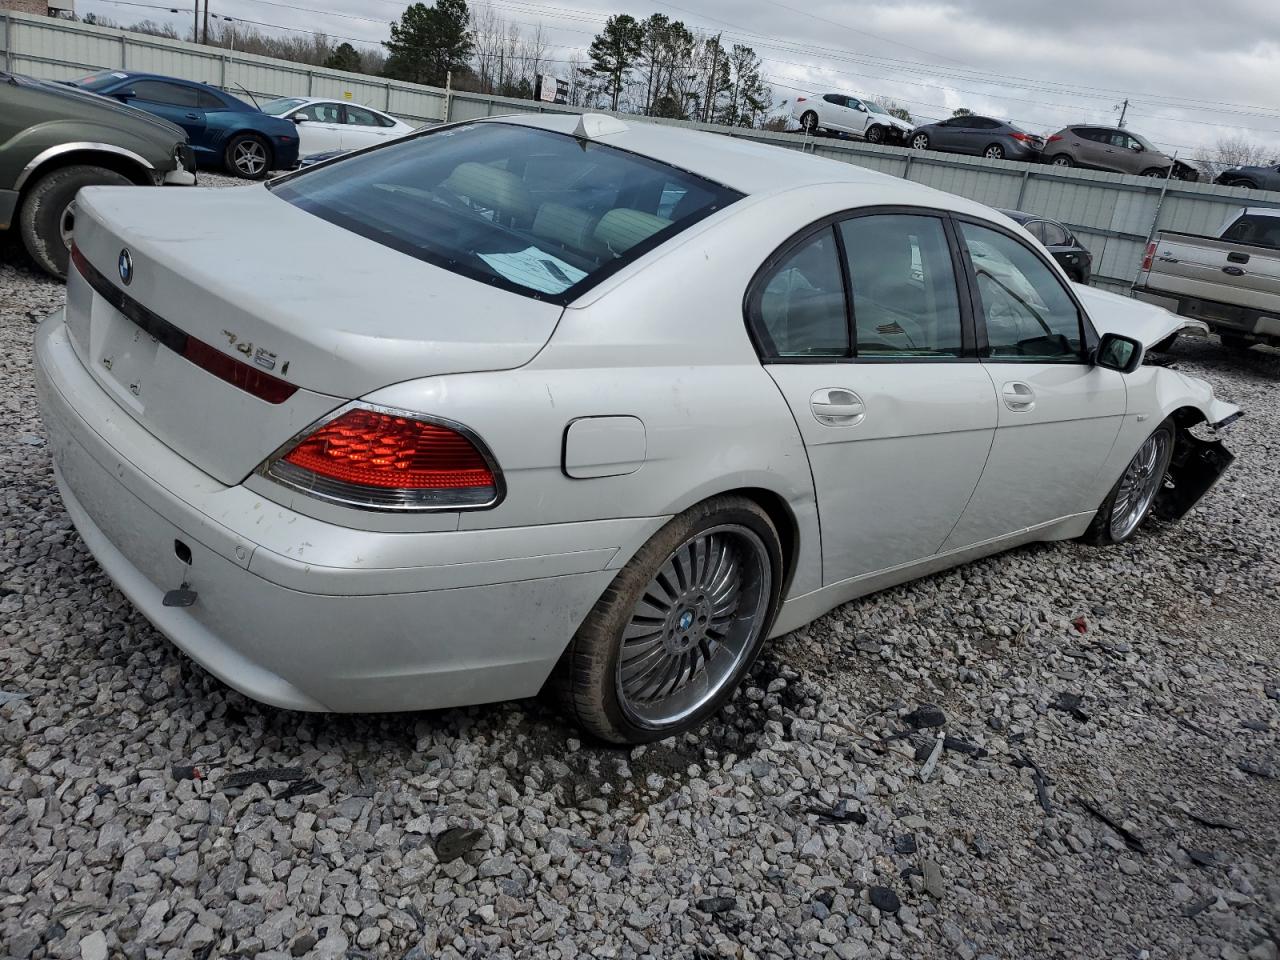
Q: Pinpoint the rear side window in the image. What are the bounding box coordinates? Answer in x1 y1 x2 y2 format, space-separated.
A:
196 89 224 109
130 80 200 107
841 215 964 358
1222 214 1280 250
752 229 849 358
272 122 741 303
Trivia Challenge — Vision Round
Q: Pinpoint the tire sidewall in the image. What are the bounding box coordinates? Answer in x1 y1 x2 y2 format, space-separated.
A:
911 134 929 150
866 125 883 144
572 497 783 743
800 111 818 132
1051 154 1073 167
19 166 130 279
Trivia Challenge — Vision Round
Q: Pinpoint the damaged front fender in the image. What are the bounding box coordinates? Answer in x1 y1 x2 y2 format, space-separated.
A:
1154 429 1236 521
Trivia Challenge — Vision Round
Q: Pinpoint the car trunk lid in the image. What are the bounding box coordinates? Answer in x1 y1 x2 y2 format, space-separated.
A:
66 185 562 484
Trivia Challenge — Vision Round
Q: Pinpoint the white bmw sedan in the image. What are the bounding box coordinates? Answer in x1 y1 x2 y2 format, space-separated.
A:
36 113 1239 743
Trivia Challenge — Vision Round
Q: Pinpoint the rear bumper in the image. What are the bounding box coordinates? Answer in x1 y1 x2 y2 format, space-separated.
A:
35 310 662 712
1132 286 1280 342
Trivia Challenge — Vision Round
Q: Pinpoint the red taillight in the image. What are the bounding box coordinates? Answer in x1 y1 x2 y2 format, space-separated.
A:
1011 132 1032 142
1141 242 1156 271
263 406 501 510
796 97 806 102
1046 134 1063 143
182 337 296 404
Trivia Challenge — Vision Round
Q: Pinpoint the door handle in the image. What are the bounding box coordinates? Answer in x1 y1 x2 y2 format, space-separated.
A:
1001 381 1036 412
184 112 200 119
1227 251 1250 264
810 388 865 426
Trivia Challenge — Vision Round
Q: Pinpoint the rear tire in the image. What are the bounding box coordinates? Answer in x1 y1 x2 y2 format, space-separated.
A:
1082 420 1175 546
1150 332 1179 353
225 133 272 179
1234 179 1258 190
1050 154 1073 167
910 132 930 150
865 124 885 144
18 164 132 280
555 495 783 744
1141 167 1169 179
799 111 819 134
1221 334 1253 352
983 143 1005 160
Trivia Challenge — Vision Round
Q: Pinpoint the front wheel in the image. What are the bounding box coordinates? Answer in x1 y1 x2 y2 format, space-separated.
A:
910 133 930 150
18 164 132 279
225 133 272 179
555 495 782 744
1082 420 1175 545
865 124 885 144
1142 167 1170 179
983 143 1005 160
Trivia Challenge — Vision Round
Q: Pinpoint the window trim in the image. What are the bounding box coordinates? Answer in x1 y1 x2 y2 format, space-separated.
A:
950 212 1098 364
743 205 981 365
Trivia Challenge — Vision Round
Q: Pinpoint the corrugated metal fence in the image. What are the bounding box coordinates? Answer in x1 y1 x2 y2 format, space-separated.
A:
5 9 1278 291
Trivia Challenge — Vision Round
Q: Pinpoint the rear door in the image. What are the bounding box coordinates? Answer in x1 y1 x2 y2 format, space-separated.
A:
942 218 1126 549
341 104 398 149
820 94 853 132
750 210 998 585
1069 127 1107 168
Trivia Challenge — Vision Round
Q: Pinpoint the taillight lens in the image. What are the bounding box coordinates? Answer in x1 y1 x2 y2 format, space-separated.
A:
1046 134 1063 143
1011 133 1032 142
1141 242 1157 271
796 97 806 102
261 406 502 511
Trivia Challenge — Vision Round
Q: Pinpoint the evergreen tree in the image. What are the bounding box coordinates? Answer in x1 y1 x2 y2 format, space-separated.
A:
384 0 474 87
580 14 643 111
324 42 362 72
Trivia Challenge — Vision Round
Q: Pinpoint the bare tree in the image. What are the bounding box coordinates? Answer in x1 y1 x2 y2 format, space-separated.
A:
1200 134 1279 180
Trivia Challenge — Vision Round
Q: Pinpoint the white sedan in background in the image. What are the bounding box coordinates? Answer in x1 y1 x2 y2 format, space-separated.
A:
37 113 1239 744
260 96 414 156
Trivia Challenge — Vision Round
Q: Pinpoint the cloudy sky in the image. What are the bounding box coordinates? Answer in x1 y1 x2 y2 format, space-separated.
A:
78 0 1280 161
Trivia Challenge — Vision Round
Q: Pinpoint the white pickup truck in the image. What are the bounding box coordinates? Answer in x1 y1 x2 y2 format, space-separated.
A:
1133 206 1280 350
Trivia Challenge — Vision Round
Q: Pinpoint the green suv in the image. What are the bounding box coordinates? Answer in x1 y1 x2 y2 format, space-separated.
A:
1 70 195 279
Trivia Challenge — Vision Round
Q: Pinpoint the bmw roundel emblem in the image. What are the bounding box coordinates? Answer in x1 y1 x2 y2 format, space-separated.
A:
118 249 133 285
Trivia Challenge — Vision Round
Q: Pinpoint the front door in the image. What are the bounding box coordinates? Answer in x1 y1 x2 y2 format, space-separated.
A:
748 211 999 585
292 101 346 155
942 219 1127 550
341 105 396 150
124 79 207 144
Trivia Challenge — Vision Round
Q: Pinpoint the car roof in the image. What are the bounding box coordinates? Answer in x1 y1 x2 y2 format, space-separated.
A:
491 113 950 198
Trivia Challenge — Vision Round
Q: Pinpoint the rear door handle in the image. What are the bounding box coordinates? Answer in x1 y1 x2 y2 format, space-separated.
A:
1002 381 1036 412
810 388 865 426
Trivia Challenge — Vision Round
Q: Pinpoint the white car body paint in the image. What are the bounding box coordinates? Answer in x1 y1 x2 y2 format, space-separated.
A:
36 113 1239 714
275 97 414 156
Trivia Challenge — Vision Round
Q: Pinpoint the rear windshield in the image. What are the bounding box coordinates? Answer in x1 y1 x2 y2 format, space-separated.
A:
270 121 742 303
71 70 129 91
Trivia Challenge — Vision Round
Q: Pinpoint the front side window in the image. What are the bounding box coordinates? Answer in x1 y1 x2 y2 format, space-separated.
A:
272 122 741 302
752 229 849 358
130 80 199 107
295 102 342 123
823 94 844 105
960 222 1083 361
841 215 964 358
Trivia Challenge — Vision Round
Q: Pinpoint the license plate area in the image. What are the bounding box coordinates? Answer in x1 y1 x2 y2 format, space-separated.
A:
89 301 160 412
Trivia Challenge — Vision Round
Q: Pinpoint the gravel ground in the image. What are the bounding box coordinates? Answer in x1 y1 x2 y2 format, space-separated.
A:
1 180 1278 960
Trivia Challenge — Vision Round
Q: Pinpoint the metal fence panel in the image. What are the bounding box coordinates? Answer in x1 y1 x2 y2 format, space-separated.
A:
5 9 1279 289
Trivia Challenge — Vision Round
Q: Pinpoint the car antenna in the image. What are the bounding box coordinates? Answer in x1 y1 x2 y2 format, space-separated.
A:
227 80 261 109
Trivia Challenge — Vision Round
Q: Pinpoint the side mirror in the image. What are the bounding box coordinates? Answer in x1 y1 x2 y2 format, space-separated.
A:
114 88 136 101
1095 332 1144 373
856 104 868 112
1131 143 1143 152
291 114 307 123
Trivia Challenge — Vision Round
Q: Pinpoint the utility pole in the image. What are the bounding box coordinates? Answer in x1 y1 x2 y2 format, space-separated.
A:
202 0 210 44
192 0 199 43
1116 98 1129 128
703 33 720 124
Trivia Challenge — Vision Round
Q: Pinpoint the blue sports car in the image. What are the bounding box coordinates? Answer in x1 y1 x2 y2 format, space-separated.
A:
69 70 300 179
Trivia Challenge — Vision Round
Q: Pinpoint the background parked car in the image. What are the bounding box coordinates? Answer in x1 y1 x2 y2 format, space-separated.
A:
260 97 414 157
998 208 1093 282
909 115 1044 161
68 70 299 179
1 69 194 278
1215 163 1280 191
792 93 913 144
1042 125 1173 178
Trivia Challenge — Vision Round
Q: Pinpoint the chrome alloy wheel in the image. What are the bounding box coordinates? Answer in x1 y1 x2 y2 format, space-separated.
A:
1110 430 1170 540
616 525 771 728
233 139 267 176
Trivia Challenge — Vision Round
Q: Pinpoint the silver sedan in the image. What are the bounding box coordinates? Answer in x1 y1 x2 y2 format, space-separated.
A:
36 112 1239 743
